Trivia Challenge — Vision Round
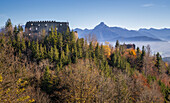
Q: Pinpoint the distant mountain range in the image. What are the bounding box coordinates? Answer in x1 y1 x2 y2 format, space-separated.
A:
74 22 170 42
163 57 170 64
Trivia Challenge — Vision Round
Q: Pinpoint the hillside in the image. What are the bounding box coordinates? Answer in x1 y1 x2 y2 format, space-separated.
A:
74 22 168 42
0 19 170 103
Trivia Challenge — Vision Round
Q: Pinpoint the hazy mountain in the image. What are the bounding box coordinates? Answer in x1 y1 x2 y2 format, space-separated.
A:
163 57 170 64
108 36 162 42
74 22 168 42
139 28 170 40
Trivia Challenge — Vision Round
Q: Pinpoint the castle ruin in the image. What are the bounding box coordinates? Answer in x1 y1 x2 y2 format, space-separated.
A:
25 21 69 37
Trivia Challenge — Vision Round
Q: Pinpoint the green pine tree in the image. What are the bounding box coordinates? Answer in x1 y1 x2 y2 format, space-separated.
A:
35 39 40 59
40 44 44 59
76 39 83 58
13 25 18 36
65 43 70 64
42 66 51 93
48 47 54 62
115 40 120 48
95 43 100 58
58 33 63 52
54 45 59 62
155 52 162 73
89 42 94 59
71 43 78 63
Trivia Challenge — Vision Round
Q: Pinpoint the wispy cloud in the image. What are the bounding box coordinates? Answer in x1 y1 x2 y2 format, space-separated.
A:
142 3 155 7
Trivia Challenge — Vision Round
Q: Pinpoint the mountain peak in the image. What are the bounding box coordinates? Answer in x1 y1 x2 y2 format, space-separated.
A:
95 22 108 29
99 22 105 25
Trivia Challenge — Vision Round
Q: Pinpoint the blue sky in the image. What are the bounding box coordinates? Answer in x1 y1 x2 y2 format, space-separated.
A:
0 0 170 30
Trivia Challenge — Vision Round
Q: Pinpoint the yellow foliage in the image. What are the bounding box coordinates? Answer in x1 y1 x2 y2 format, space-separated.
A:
17 96 30 102
0 78 33 103
103 45 111 58
165 62 168 67
0 74 2 82
28 99 35 103
105 41 110 45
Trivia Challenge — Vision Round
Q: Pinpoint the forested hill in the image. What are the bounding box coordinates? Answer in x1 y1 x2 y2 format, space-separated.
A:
0 19 170 103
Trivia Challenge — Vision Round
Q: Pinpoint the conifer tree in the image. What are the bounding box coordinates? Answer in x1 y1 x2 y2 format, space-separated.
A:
95 43 100 58
71 43 78 63
28 40 31 48
136 47 140 57
13 25 18 36
100 60 105 71
41 29 46 41
155 52 162 73
141 46 145 60
54 27 58 35
59 59 63 69
115 40 120 48
60 50 66 64
93 53 97 65
30 41 36 59
100 44 106 62
64 27 70 43
116 54 121 68
89 42 94 59
18 25 23 32
19 49 22 58
5 19 13 36
83 39 89 59
140 46 145 69
48 47 53 62
54 27 58 45
12 38 16 48
70 30 76 46
21 38 26 51
43 66 50 81
85 50 89 59
40 44 44 59
76 39 82 58
35 39 40 59
65 43 70 64
110 53 117 67
136 47 141 69
42 66 51 93
16 34 21 49
44 45 47 58
53 45 59 62
104 61 110 77
17 25 23 39
58 33 63 52
65 43 70 57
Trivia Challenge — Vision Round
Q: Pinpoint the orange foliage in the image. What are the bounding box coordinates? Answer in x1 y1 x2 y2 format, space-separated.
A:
133 73 150 88
129 49 136 56
160 74 170 87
